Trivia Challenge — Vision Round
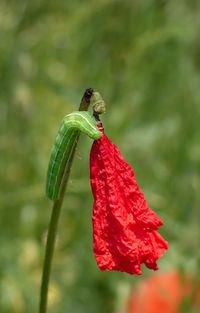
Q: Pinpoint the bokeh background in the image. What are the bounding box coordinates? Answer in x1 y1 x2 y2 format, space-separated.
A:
0 0 200 312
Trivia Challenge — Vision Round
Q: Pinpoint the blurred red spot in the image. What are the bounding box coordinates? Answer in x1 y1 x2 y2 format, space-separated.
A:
127 271 200 313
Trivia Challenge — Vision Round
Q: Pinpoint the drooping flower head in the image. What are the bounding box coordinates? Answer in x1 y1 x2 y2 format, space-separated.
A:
89 100 168 275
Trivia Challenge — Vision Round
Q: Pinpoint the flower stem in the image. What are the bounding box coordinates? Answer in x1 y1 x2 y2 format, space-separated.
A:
39 89 93 313
39 198 63 313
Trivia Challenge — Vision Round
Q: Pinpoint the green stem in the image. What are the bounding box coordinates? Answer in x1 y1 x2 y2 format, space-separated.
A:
39 89 92 313
39 198 63 313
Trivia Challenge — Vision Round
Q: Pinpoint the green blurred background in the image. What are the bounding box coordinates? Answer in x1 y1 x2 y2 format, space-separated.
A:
0 0 200 312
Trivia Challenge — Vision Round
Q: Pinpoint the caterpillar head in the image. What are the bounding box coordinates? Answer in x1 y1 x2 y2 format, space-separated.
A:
91 91 106 114
84 88 94 103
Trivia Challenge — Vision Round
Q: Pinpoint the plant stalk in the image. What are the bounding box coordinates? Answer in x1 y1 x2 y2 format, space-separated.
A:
39 89 93 313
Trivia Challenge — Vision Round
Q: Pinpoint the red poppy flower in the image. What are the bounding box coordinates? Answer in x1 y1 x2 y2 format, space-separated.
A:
90 122 168 275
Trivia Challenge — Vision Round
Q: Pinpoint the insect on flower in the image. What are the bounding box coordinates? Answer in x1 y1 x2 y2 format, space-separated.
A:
46 89 168 276
46 110 102 200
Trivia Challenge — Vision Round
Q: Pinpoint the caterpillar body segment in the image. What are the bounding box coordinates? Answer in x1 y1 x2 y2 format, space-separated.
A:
46 111 102 200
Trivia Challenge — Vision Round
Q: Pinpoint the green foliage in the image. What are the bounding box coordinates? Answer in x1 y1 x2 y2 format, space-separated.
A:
0 0 200 312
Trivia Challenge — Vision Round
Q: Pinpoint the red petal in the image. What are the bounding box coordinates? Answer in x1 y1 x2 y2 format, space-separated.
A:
90 125 168 275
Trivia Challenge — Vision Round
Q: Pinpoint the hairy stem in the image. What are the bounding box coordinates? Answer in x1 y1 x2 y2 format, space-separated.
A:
39 89 93 313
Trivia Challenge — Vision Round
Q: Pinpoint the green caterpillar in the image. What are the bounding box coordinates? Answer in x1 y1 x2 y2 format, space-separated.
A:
46 90 105 200
46 111 102 200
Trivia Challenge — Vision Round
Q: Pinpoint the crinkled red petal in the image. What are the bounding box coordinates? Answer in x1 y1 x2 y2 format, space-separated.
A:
90 125 168 275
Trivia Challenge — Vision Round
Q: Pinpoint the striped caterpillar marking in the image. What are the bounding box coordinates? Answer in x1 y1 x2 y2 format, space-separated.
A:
46 111 101 200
